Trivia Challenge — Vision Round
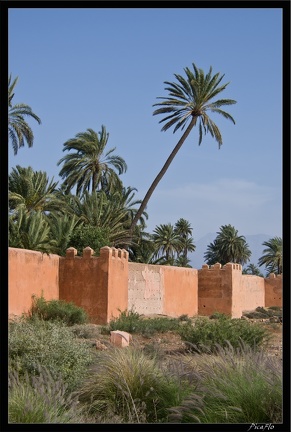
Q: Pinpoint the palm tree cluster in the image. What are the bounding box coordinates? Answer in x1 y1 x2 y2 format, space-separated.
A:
129 218 195 267
8 64 281 274
8 164 143 256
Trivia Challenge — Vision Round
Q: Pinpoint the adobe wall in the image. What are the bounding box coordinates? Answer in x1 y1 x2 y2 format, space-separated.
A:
128 263 163 315
8 247 59 319
105 247 129 322
8 247 282 324
198 263 233 317
163 265 198 317
198 263 267 318
226 263 246 318
59 246 128 324
264 274 282 307
234 274 265 317
128 263 198 317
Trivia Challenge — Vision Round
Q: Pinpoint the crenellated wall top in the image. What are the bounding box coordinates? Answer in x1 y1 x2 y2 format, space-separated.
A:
100 246 129 260
267 273 282 279
64 246 129 261
200 262 242 272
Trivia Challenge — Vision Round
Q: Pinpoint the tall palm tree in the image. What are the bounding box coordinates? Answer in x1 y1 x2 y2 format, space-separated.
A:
129 62 236 233
57 126 127 196
8 74 41 155
217 224 251 265
204 224 251 266
258 237 282 275
152 223 182 262
174 218 196 260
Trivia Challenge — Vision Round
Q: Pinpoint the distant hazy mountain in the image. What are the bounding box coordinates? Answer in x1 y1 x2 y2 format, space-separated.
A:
189 233 272 275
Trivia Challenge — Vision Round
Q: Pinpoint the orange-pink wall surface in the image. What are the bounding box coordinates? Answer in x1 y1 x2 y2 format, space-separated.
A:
241 275 265 311
128 263 198 317
264 274 282 307
8 247 59 318
59 247 104 324
163 266 198 317
198 263 233 317
104 247 129 323
59 246 128 324
198 263 269 318
8 247 282 324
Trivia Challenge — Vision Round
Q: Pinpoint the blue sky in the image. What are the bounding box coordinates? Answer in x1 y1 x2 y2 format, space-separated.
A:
8 6 283 242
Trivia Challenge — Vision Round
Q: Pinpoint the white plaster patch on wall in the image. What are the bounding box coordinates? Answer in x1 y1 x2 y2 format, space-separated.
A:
142 266 161 299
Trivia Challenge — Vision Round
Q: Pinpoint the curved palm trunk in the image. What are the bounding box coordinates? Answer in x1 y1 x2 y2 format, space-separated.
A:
130 116 197 235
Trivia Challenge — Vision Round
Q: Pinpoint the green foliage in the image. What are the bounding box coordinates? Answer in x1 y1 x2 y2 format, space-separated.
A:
258 236 282 275
204 224 251 266
28 294 89 325
69 224 111 256
102 309 181 336
77 346 188 423
70 324 102 339
242 263 264 276
8 318 94 392
47 213 80 256
9 165 60 214
57 125 127 196
130 63 236 232
243 306 282 320
9 208 56 253
8 366 84 423
8 312 281 424
167 343 282 423
8 74 42 155
177 314 270 352
209 311 231 320
103 309 141 333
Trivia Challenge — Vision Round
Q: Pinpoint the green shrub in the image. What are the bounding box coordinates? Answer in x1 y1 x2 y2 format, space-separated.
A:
70 323 102 339
209 311 231 320
177 315 270 352
102 309 181 337
8 318 94 392
244 306 282 319
69 224 111 256
104 309 141 333
28 294 89 325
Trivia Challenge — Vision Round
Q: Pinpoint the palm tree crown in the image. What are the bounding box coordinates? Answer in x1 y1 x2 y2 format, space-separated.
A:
153 63 236 146
152 223 183 262
258 236 282 275
9 165 61 215
57 126 127 196
130 62 236 233
8 74 41 155
204 224 251 266
174 218 195 260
